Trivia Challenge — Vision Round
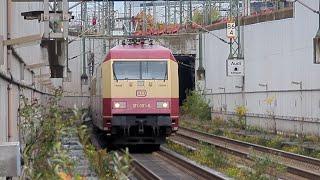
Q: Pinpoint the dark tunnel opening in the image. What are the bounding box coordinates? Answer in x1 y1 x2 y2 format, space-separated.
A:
174 54 195 106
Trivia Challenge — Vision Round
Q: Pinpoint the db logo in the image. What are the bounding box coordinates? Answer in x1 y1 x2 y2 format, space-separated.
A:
136 90 147 97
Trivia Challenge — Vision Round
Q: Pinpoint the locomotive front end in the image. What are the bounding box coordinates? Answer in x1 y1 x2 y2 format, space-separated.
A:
100 45 179 145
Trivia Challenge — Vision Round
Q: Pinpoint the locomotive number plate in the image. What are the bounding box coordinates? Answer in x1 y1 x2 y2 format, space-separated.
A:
133 103 151 108
136 90 147 97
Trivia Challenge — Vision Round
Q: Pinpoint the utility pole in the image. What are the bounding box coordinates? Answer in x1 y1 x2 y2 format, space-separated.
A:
227 0 246 127
228 0 241 59
80 1 88 99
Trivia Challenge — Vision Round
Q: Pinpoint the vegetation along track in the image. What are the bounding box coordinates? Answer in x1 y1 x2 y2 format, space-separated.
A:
130 146 230 180
175 127 320 179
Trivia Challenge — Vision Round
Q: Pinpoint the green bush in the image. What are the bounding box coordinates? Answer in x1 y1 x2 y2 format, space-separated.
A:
266 136 283 149
19 89 77 179
181 90 211 121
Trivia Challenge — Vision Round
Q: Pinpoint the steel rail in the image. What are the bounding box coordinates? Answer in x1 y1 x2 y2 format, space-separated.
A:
158 146 230 180
129 146 230 180
90 122 229 179
130 159 161 180
178 127 320 179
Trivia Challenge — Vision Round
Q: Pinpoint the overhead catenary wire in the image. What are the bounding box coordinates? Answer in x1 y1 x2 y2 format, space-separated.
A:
186 19 230 44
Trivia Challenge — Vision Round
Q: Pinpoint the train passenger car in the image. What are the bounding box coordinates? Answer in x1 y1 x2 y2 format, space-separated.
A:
90 41 179 146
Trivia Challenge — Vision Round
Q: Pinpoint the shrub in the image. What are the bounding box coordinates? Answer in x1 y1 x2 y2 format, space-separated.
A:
228 117 246 130
266 136 283 149
235 105 248 130
19 89 78 179
181 90 211 121
211 116 226 128
311 151 320 159
19 89 131 179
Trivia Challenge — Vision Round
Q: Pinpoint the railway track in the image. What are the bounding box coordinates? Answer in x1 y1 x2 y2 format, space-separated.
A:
174 127 320 179
90 124 229 179
130 146 230 180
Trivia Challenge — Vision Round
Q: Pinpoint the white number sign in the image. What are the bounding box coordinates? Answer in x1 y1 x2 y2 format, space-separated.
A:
226 22 236 39
227 59 244 76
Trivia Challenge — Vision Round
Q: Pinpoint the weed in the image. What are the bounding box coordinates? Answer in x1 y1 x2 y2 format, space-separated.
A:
19 89 131 180
266 136 283 149
244 136 267 146
282 145 304 154
191 144 228 169
166 140 228 169
304 135 320 144
248 153 286 179
181 116 320 159
311 151 320 159
181 90 211 121
235 105 248 130
211 116 226 128
226 167 247 179
19 89 78 179
228 117 245 129
77 125 131 180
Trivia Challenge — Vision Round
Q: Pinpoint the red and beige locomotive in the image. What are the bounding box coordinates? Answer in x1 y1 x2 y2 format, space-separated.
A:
90 39 179 146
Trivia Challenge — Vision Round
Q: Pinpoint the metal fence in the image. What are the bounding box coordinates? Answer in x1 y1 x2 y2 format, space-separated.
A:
203 89 320 119
249 1 293 15
203 89 320 135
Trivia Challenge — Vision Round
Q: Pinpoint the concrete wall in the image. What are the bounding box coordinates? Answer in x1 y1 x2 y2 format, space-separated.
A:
199 1 320 134
0 2 52 142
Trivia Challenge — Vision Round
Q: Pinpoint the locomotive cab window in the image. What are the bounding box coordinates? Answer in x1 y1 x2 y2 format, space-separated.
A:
113 61 168 80
113 61 140 80
141 61 167 80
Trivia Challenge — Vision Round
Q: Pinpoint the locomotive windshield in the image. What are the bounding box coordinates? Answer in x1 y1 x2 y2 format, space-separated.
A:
113 61 168 80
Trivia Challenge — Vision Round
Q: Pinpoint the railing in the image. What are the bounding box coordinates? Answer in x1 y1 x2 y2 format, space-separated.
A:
249 1 294 16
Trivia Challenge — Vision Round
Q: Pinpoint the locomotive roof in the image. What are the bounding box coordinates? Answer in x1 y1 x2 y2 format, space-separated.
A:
104 45 176 61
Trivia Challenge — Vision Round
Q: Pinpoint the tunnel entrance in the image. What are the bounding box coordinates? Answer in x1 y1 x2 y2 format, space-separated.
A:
174 54 195 105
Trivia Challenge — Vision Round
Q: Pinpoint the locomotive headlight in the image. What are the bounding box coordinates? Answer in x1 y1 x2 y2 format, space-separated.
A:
114 102 126 108
162 102 168 108
114 103 120 108
157 101 169 108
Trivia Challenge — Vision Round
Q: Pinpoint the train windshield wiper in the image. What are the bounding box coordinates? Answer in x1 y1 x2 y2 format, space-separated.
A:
112 64 118 82
163 67 168 82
